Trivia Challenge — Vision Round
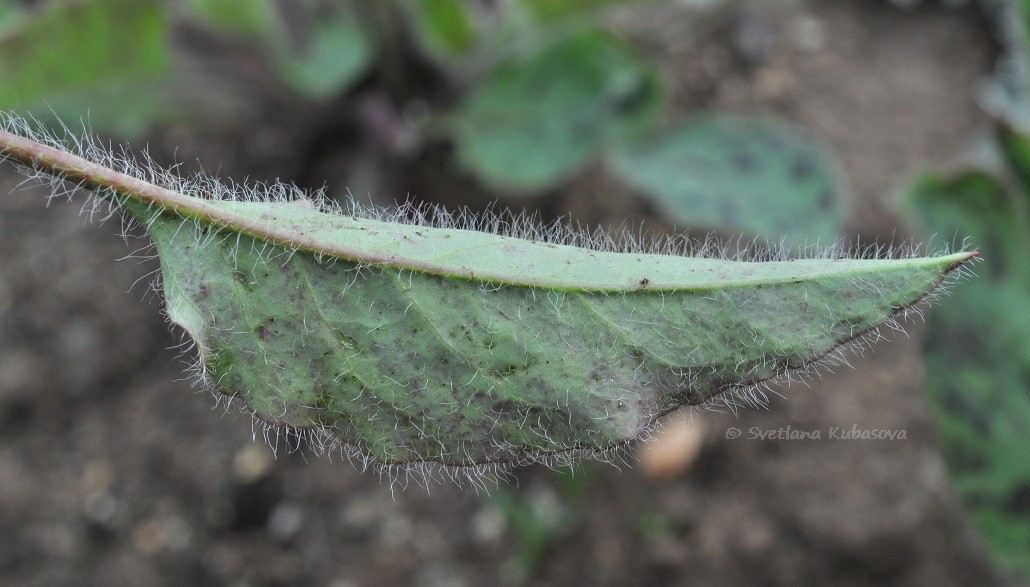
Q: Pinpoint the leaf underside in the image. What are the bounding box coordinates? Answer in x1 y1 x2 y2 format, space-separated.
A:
119 196 972 472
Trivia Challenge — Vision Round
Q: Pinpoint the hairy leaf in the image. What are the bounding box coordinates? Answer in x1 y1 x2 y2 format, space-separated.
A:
126 200 972 472
907 169 1030 577
612 116 840 247
0 121 975 481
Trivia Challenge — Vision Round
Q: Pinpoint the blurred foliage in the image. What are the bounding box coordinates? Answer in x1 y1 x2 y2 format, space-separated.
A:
189 0 276 38
490 469 592 582
1002 127 1030 181
0 0 17 25
612 116 840 247
0 0 376 136
975 0 1030 129
408 0 474 55
0 0 836 249
272 12 374 100
188 0 375 100
902 2 1030 577
450 29 660 192
519 0 631 20
0 0 170 135
905 130 1030 577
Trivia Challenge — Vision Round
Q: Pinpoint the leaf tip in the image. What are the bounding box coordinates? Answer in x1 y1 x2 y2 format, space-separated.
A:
945 250 980 272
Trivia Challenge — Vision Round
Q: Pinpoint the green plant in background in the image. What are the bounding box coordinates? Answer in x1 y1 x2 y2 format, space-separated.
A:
905 134 1030 577
188 0 375 99
895 0 1030 578
406 0 475 56
0 0 170 135
190 0 277 38
612 116 840 247
491 468 592 580
448 29 660 192
0 0 837 247
977 0 1030 127
0 0 376 135
409 0 840 249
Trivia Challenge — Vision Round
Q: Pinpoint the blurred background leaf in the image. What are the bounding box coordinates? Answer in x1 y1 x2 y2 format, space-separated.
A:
188 0 277 39
1001 124 1030 189
612 116 840 247
0 0 170 136
518 0 663 21
271 4 375 100
978 0 1030 129
448 29 660 193
0 0 18 26
407 0 475 56
905 134 1030 577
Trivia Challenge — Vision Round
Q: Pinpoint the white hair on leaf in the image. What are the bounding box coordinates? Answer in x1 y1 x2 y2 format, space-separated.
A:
0 111 980 493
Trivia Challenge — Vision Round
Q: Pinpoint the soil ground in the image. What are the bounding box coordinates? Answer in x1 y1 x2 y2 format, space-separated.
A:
0 1 1018 585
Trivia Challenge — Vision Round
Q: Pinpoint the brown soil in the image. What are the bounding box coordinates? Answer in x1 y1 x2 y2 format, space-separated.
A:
0 1 1017 585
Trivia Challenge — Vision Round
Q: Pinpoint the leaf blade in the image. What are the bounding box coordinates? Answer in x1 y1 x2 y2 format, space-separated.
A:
130 196 973 468
0 121 977 475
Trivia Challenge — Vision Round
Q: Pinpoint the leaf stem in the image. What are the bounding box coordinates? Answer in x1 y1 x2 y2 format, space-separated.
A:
0 128 212 215
0 127 325 252
0 127 979 292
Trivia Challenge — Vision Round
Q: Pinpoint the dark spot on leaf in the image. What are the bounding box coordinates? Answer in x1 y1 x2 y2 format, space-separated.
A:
492 400 517 415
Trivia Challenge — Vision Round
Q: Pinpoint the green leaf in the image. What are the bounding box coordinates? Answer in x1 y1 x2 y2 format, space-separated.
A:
273 11 374 99
0 0 169 135
612 116 840 248
0 1 19 27
450 29 661 193
906 170 1030 577
409 0 474 55
188 0 277 38
0 123 976 479
1001 126 1030 193
127 201 970 472
517 0 643 20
